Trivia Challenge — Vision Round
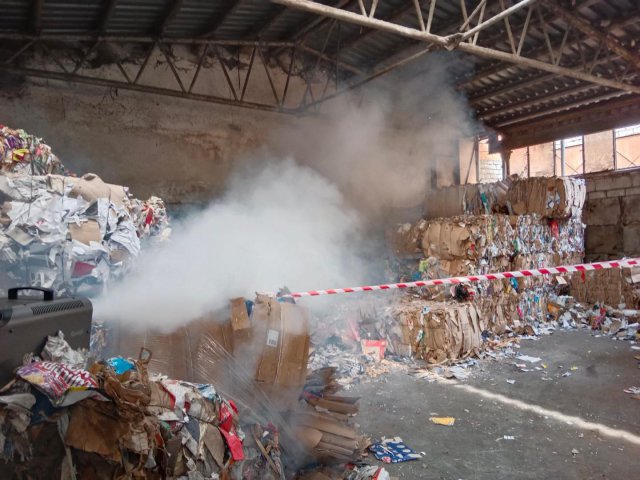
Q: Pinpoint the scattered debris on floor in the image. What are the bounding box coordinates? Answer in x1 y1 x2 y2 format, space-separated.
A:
429 417 455 426
368 437 421 464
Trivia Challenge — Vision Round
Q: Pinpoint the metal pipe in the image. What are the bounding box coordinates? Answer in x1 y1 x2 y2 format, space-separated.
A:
612 128 618 170
0 65 296 114
541 0 640 73
272 0 640 95
560 139 566 176
461 0 537 41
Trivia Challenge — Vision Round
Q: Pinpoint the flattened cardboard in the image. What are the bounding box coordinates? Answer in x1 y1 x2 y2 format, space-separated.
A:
230 297 250 332
294 426 323 450
65 401 128 461
68 219 101 245
69 174 111 204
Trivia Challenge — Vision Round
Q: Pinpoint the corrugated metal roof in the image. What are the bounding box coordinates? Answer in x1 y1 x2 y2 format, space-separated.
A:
0 0 638 136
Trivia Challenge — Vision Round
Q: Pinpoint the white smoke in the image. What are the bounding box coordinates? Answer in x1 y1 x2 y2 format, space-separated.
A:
270 52 474 218
94 53 474 333
94 158 367 332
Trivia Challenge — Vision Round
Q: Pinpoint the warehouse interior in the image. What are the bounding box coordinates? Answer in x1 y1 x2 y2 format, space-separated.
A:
0 1 639 479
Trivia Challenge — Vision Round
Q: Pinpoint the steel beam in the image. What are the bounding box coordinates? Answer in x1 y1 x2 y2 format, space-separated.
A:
369 1 506 71
540 0 640 72
470 72 554 105
0 64 296 114
498 94 640 149
337 2 415 54
273 0 640 94
283 0 354 42
458 3 637 89
460 0 538 41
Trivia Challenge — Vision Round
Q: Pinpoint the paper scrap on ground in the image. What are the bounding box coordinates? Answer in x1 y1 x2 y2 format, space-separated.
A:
368 437 421 464
430 417 455 426
516 355 542 363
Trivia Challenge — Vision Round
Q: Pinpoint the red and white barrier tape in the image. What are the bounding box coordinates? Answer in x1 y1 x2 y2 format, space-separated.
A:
282 258 640 299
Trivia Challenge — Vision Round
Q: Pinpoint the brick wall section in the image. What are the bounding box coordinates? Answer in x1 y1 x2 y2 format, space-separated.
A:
582 168 640 261
479 156 503 182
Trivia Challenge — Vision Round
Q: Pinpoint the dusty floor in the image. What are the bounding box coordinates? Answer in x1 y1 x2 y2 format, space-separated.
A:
349 330 640 479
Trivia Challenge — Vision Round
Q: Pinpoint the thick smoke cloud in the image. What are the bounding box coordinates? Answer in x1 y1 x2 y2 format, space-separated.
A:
94 159 367 332
270 53 474 219
95 53 474 332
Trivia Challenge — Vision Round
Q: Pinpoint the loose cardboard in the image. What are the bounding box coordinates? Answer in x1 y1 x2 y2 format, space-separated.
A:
292 413 358 439
65 401 128 461
69 174 112 204
293 426 323 450
68 220 101 245
307 397 359 415
230 297 250 332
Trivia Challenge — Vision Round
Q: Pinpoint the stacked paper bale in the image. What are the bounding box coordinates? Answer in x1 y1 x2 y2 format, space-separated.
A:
569 267 640 309
389 176 586 358
0 125 170 295
389 298 484 363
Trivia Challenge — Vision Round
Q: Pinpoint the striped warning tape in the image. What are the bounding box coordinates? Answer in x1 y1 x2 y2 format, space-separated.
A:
282 258 640 298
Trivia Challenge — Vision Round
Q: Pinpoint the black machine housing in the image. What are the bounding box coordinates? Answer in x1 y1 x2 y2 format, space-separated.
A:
0 287 92 386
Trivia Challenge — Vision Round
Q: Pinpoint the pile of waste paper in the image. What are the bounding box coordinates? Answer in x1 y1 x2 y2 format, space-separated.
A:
86 296 394 478
547 295 640 337
0 332 263 479
0 124 170 296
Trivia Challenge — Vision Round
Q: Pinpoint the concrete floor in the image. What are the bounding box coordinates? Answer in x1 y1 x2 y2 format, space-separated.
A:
350 330 640 480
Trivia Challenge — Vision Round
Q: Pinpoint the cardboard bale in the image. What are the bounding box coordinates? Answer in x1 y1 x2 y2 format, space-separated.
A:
569 268 640 308
507 177 585 218
388 220 426 256
423 179 513 220
389 299 484 362
418 213 583 269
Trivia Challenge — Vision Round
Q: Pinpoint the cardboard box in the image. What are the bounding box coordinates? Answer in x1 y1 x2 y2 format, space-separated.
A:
113 296 311 413
244 295 310 412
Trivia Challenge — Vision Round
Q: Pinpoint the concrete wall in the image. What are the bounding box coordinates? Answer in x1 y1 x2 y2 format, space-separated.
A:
1 82 285 205
1 49 467 213
583 168 640 261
